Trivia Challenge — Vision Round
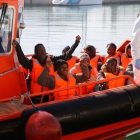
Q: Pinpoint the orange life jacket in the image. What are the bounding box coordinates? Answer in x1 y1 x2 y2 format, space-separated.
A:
76 74 96 95
20 66 28 78
74 63 98 78
90 55 103 69
104 52 122 64
86 75 96 94
74 63 82 73
67 56 78 71
104 71 125 89
54 73 76 100
30 58 54 93
121 53 132 70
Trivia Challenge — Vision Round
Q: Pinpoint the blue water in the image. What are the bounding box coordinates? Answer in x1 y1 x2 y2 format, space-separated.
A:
21 4 140 57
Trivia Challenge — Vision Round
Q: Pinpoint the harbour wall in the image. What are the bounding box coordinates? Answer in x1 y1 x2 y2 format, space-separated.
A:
24 0 140 6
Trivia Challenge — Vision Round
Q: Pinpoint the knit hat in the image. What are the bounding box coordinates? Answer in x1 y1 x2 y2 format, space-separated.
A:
80 53 90 61
55 59 68 69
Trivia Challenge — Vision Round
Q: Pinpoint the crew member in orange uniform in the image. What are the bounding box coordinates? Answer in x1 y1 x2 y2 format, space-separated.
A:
37 59 89 100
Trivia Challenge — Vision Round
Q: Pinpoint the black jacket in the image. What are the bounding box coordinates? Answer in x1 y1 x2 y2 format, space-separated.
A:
15 40 80 71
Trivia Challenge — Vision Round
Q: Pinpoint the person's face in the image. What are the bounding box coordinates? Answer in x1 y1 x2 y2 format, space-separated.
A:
127 48 132 58
35 45 46 60
105 59 117 73
57 64 68 76
107 46 116 56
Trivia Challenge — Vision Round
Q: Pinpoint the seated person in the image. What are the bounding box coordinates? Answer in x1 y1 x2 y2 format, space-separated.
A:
76 64 98 95
97 58 125 90
70 53 98 78
85 45 103 71
12 35 81 93
104 43 121 65
121 44 132 71
62 45 79 70
37 59 89 101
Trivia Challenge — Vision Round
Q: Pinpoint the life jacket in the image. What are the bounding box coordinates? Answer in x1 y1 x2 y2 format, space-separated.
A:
74 63 82 73
54 73 76 100
104 70 125 89
90 55 103 69
76 74 96 95
67 56 78 71
19 66 28 78
74 63 98 78
30 58 54 93
121 53 132 70
86 75 96 94
22 67 28 78
104 52 122 64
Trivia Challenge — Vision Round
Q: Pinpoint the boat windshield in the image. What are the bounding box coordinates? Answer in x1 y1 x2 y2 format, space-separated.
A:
0 6 14 53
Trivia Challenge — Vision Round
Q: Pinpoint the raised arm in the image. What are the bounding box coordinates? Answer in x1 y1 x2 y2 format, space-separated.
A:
12 40 33 70
65 35 81 60
37 59 55 89
50 35 81 64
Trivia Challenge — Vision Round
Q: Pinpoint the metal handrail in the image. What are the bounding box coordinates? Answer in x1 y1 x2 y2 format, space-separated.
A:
0 75 137 103
29 75 137 103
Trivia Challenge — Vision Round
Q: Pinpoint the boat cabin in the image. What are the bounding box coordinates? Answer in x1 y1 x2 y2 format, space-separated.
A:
0 0 27 100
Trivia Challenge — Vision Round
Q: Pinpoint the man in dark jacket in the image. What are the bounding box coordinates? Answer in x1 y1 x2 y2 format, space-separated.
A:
12 35 81 93
12 35 81 71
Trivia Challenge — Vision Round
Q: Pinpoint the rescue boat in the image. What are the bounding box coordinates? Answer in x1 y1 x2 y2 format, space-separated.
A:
0 0 140 140
52 0 102 5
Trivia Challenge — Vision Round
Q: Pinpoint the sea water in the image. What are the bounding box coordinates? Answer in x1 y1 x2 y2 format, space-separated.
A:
21 4 140 57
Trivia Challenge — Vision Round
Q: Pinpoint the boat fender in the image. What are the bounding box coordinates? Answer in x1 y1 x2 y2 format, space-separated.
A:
25 111 62 140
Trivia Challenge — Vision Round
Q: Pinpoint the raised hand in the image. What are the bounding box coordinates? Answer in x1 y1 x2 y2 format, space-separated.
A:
80 58 88 67
45 56 53 69
76 35 81 41
113 65 120 75
12 40 18 48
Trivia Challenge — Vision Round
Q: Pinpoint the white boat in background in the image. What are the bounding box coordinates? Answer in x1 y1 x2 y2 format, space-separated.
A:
52 0 102 5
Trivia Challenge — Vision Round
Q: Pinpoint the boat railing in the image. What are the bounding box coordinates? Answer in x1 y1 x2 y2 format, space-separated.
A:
0 75 137 104
29 75 137 104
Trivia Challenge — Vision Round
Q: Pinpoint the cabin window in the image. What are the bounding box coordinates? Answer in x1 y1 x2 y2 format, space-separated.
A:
0 8 13 53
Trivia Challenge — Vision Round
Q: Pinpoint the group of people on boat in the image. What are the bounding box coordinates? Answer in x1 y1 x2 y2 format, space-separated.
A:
11 13 140 103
